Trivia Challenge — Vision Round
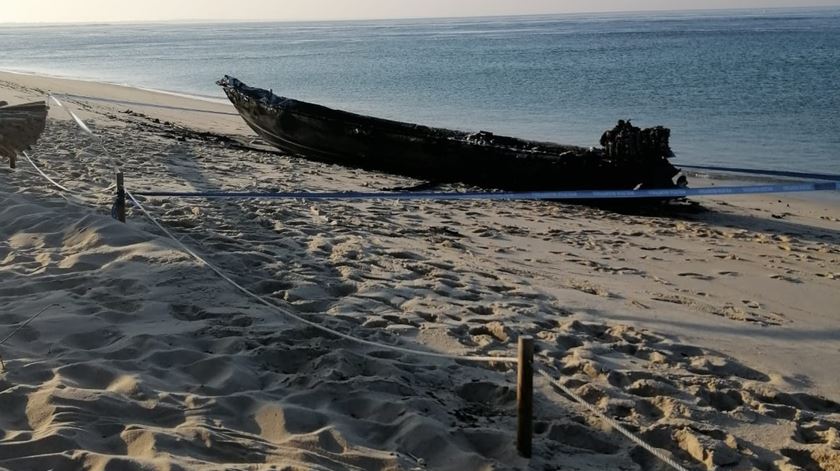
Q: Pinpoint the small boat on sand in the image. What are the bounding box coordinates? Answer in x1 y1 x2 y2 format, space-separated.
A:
219 76 683 192
0 101 49 160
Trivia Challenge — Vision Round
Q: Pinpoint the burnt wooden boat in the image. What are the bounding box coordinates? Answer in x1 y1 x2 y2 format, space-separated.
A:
219 76 682 192
0 101 49 160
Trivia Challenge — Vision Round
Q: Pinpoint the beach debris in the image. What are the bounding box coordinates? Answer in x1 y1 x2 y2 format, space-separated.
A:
0 101 49 162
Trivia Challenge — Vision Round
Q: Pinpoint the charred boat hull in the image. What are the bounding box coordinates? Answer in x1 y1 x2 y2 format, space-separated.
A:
219 76 681 192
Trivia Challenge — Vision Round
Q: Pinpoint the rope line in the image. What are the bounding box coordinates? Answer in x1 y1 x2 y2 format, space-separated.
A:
21 133 518 365
49 94 122 173
0 304 60 346
0 304 61 371
126 190 517 365
677 164 840 182
49 95 94 135
537 368 691 471
21 150 115 202
132 181 839 202
30 93 822 470
21 151 75 194
40 90 518 365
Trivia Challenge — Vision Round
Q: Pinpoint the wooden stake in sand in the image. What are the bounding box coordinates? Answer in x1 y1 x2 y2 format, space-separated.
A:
115 171 126 223
9 152 15 169
517 335 534 458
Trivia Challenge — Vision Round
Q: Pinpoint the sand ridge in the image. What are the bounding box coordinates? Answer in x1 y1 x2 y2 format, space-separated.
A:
1 73 840 470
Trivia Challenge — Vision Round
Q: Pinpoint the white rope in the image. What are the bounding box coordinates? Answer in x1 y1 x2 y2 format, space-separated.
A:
49 94 93 135
0 304 60 346
127 190 517 365
49 94 121 173
34 91 724 469
536 368 691 471
20 150 116 205
0 304 60 371
21 151 77 195
23 145 517 365
25 96 119 199
42 91 517 365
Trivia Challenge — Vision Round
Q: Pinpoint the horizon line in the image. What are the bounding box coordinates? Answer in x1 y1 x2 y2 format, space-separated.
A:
1 4 838 26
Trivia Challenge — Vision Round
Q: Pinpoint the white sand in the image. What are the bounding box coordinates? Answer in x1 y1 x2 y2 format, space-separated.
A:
1 71 839 470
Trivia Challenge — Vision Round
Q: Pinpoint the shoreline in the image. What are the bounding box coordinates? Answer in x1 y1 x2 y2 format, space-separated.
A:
3 69 838 195
2 70 840 470
0 68 232 106
0 70 253 137
3 65 839 173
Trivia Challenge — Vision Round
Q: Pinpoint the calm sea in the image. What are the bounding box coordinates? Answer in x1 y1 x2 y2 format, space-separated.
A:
2 8 839 173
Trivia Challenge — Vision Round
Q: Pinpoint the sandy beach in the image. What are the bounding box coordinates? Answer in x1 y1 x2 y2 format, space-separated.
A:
1 70 839 470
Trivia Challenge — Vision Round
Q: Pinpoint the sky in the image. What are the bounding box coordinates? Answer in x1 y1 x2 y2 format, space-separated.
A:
3 0 840 23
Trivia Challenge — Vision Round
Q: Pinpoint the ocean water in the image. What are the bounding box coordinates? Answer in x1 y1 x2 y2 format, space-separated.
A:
2 8 839 173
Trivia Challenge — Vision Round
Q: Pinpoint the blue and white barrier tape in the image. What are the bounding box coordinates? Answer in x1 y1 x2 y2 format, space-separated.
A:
134 182 838 202
677 164 840 182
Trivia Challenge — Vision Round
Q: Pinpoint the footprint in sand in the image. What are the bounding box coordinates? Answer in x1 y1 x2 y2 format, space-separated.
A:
565 279 617 298
781 448 840 471
770 274 803 284
677 272 716 281
793 420 840 446
741 300 761 309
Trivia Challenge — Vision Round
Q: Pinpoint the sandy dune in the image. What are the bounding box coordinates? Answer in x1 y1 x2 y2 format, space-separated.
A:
1 71 839 470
